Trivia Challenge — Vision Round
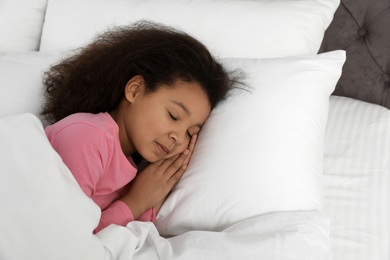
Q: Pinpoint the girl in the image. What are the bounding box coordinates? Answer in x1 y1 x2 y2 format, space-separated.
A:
42 21 238 233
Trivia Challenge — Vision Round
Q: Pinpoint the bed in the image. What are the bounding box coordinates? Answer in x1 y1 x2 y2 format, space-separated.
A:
0 0 389 259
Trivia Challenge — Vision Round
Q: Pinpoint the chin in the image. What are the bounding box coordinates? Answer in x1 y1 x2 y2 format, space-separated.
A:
141 151 161 163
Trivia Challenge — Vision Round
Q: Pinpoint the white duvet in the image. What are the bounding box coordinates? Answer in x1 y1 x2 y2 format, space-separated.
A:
0 113 332 260
99 211 331 260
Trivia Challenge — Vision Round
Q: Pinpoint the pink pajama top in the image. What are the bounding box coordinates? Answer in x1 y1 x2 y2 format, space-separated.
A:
45 112 156 233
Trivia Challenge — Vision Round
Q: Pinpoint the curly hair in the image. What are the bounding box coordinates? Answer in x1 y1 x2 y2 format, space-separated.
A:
41 21 240 123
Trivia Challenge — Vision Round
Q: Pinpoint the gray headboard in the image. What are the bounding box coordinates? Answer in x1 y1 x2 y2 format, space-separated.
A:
319 0 390 109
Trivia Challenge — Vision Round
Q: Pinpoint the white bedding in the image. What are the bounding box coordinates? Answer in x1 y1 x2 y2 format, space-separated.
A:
1 0 389 259
1 93 389 260
98 211 332 260
0 114 332 260
324 96 390 260
0 50 345 259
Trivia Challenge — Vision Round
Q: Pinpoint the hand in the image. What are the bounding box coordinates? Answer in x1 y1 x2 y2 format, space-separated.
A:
153 134 198 214
121 135 198 219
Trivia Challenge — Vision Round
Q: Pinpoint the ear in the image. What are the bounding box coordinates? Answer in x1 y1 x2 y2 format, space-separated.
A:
124 75 145 103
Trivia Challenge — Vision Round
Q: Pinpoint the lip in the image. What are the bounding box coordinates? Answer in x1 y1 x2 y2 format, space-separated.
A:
155 142 171 156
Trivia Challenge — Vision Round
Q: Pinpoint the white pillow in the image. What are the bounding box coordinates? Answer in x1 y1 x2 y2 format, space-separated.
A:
0 0 48 52
0 113 105 260
155 50 346 236
40 0 340 58
0 52 61 126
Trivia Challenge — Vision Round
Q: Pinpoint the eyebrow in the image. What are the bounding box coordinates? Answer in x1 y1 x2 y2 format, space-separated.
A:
170 100 191 115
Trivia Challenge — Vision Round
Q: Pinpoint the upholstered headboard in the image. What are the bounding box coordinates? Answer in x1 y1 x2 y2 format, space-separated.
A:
319 0 390 109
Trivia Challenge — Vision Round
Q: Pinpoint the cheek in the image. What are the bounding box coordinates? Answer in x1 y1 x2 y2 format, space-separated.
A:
137 109 167 136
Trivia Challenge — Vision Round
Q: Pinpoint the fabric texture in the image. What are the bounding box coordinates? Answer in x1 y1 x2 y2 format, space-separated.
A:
45 112 155 233
0 113 106 260
40 0 339 58
0 0 48 52
323 96 390 260
0 114 333 260
155 51 346 236
0 51 61 126
319 0 390 108
99 211 332 260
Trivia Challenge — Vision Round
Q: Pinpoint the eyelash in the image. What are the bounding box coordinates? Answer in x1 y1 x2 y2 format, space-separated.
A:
169 112 192 138
169 112 177 121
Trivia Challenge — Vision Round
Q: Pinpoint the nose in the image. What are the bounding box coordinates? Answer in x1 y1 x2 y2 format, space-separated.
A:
169 130 185 145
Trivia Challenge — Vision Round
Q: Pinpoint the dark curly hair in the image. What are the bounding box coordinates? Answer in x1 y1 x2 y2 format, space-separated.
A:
41 21 241 123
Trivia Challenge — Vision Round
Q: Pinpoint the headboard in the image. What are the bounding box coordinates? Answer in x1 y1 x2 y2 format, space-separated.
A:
319 0 390 109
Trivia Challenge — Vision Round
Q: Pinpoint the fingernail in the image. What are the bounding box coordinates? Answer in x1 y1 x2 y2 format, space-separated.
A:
183 149 190 155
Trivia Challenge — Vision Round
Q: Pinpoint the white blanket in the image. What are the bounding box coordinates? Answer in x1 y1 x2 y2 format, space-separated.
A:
0 113 332 259
98 211 331 260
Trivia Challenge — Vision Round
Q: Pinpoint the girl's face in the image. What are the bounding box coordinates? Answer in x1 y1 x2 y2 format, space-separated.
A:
113 75 211 162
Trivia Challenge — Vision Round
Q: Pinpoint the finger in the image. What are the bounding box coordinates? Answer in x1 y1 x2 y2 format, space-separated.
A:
183 134 197 164
158 134 197 169
188 134 197 153
167 163 187 186
162 149 189 178
156 153 180 168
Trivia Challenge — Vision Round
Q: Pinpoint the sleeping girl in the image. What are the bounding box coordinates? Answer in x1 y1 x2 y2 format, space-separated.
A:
41 21 238 233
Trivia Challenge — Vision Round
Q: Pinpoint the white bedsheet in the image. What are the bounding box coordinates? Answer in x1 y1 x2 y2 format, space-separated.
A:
323 96 390 260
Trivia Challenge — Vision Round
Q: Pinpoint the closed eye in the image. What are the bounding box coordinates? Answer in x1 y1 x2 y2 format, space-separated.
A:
169 112 177 121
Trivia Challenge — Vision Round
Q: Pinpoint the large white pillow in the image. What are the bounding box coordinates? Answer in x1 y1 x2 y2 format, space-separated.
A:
40 0 340 58
0 113 105 260
155 50 346 236
0 0 48 52
0 52 61 126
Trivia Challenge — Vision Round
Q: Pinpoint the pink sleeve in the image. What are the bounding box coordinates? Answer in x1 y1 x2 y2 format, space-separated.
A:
138 207 156 222
47 123 137 232
47 123 108 197
95 200 134 233
47 123 155 233
95 204 155 233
